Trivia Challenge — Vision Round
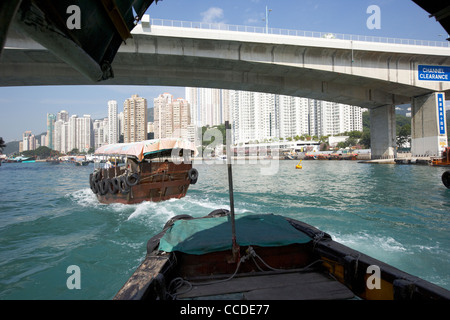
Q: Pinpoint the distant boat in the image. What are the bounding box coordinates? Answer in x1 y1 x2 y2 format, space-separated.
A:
91 138 199 205
431 147 450 167
46 158 60 164
74 160 89 166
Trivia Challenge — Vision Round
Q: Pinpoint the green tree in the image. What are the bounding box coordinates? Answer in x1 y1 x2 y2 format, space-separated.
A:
397 124 411 149
0 137 6 154
22 146 58 159
359 130 371 149
68 148 80 155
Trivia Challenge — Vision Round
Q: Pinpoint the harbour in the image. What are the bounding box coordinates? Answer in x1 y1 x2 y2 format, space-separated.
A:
0 160 449 299
0 0 449 303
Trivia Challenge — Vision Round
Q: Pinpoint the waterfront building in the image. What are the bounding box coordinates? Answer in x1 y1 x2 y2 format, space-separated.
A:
185 87 224 127
67 114 93 153
123 94 148 143
108 100 119 144
57 110 69 123
46 113 56 150
40 134 46 148
187 87 362 145
118 111 124 139
54 119 69 153
93 118 108 150
154 93 172 139
154 93 191 140
22 130 36 151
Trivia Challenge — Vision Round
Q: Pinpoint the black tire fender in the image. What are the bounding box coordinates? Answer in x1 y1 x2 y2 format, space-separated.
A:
98 179 108 195
126 173 140 186
119 175 131 194
188 168 199 184
89 173 98 194
442 171 450 189
108 178 119 194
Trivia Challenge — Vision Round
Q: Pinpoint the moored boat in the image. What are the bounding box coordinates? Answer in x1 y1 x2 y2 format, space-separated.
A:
91 138 198 205
431 147 450 166
114 210 450 300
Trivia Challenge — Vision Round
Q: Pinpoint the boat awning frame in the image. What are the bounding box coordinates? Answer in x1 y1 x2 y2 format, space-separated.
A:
94 138 198 162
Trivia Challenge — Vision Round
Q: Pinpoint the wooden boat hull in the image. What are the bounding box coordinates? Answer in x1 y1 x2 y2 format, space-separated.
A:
92 162 196 205
114 210 450 300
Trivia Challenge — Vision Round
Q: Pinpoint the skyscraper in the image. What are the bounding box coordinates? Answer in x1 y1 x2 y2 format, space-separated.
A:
22 131 35 151
185 87 223 127
46 113 56 150
108 100 119 144
67 114 93 152
154 93 191 139
57 110 69 122
123 94 148 143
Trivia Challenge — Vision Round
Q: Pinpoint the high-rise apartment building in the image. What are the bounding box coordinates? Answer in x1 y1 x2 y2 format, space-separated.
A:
185 87 225 127
108 100 119 144
22 131 36 151
54 119 69 153
93 118 109 149
226 90 363 144
67 114 93 152
123 94 148 143
46 113 56 150
154 93 173 140
57 110 69 123
154 93 191 140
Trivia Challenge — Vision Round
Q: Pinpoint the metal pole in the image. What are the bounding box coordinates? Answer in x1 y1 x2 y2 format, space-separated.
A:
265 6 272 34
265 6 268 33
225 121 239 262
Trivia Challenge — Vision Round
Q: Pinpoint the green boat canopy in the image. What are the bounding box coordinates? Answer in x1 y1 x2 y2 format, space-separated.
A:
158 214 312 255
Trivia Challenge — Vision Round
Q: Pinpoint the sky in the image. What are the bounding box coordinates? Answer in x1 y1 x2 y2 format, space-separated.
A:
0 0 448 142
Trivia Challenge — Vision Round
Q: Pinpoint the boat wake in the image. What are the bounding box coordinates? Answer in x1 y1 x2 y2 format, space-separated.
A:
332 231 407 255
67 188 100 208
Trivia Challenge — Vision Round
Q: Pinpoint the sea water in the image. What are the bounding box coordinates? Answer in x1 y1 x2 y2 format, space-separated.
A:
0 160 449 299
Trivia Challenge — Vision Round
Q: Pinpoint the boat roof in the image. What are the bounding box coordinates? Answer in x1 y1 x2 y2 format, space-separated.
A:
94 138 198 161
158 213 312 255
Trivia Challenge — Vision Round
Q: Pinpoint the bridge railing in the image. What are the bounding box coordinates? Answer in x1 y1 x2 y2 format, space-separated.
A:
148 18 450 48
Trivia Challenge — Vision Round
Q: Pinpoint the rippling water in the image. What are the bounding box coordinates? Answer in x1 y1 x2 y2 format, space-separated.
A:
0 160 449 299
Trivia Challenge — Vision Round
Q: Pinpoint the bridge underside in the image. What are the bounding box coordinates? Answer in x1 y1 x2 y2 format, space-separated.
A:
1 28 449 159
0 34 445 109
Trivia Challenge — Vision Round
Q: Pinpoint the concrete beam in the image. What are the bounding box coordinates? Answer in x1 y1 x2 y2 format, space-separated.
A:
1 25 450 110
370 105 397 159
411 92 448 157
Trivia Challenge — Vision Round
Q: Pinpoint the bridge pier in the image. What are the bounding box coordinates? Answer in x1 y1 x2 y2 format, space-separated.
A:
411 92 447 158
370 105 397 159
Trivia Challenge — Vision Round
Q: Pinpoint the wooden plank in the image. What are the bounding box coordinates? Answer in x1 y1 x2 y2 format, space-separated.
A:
114 255 170 300
177 271 354 300
244 279 354 300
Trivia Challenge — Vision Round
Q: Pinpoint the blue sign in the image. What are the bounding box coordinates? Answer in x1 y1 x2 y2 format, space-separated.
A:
437 93 446 135
418 65 450 81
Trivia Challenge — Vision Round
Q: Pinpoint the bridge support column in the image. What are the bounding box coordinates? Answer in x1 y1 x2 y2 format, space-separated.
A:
411 92 447 158
370 105 397 159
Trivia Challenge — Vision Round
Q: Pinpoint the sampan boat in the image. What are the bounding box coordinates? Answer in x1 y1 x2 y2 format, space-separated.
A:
91 138 198 204
114 209 450 300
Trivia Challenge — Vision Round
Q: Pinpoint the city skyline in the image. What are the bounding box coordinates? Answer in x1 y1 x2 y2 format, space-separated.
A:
9 88 366 154
1 1 448 142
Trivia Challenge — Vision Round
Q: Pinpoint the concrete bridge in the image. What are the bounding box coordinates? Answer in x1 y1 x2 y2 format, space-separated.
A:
1 17 449 159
